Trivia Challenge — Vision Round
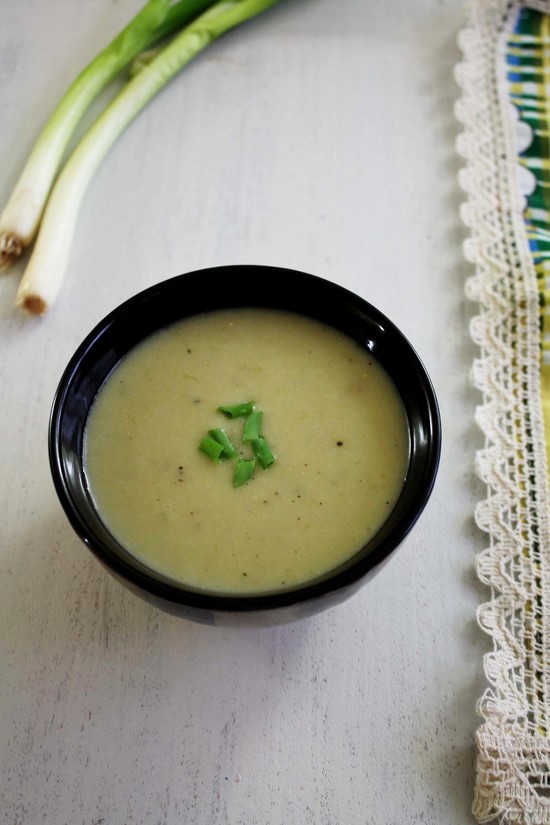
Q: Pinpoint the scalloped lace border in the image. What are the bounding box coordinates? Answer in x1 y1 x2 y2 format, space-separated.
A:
455 0 550 822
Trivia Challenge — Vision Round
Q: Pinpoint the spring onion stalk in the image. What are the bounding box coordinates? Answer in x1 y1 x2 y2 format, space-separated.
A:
0 0 216 271
242 410 263 441
209 428 238 458
15 0 282 315
233 458 256 487
218 401 256 419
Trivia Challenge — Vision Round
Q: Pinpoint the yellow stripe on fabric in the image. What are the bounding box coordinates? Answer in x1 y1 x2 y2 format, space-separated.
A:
527 227 550 240
527 206 550 219
509 80 549 96
509 32 550 43
509 65 550 76
509 45 550 57
520 156 550 169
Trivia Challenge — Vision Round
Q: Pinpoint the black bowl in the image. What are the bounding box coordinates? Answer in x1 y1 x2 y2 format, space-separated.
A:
49 265 441 626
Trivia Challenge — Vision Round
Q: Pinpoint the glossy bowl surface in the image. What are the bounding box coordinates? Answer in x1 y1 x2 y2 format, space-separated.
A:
49 265 441 626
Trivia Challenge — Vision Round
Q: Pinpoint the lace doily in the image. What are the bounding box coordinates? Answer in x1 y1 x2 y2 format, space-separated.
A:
455 1 550 822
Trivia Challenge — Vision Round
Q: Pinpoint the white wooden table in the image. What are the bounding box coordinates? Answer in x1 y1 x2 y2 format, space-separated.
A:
0 1 488 822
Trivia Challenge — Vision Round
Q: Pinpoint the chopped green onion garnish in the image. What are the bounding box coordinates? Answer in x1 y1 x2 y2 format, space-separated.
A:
209 428 237 459
218 401 255 419
252 435 276 469
242 410 262 442
200 400 276 484
233 458 256 487
199 435 225 462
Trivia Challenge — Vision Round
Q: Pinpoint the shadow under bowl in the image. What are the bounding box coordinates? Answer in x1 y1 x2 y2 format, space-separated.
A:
49 265 441 626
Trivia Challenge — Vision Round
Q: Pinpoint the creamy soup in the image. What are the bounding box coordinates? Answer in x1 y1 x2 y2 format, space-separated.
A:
84 308 409 594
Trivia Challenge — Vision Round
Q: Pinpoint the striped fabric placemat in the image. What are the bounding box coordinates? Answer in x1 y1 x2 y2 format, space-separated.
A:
456 1 550 822
507 7 550 458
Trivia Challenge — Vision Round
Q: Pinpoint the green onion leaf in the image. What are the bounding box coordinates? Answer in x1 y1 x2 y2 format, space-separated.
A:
208 428 237 458
199 435 225 462
14 0 284 313
233 458 256 487
218 401 255 419
0 0 216 272
242 410 263 442
252 435 276 469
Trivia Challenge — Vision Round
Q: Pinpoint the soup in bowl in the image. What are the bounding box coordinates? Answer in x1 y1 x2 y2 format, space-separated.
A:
49 266 441 626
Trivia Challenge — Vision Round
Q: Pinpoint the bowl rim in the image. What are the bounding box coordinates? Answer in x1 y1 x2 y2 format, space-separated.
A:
49 265 442 613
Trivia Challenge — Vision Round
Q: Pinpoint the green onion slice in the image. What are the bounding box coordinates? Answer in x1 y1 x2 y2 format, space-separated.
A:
242 410 263 442
233 458 256 487
208 428 237 459
252 435 276 469
218 401 255 419
199 435 225 462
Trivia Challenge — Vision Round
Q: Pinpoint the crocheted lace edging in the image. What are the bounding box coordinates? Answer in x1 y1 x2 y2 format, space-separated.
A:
455 0 550 823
